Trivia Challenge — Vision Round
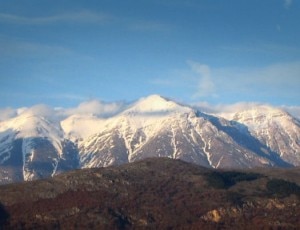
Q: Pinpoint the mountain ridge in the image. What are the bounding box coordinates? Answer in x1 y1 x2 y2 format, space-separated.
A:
0 95 299 184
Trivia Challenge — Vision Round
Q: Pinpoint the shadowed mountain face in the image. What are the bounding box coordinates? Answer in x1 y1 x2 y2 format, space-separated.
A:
0 158 300 229
0 95 299 184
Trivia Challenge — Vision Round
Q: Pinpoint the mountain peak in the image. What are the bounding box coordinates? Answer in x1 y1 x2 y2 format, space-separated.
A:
125 94 191 114
232 104 289 122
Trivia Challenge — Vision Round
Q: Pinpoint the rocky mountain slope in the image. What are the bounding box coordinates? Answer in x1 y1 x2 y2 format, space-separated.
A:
0 158 300 229
0 95 299 184
232 105 300 165
0 110 78 184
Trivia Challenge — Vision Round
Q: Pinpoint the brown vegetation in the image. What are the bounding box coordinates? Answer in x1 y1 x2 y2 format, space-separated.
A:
0 158 299 229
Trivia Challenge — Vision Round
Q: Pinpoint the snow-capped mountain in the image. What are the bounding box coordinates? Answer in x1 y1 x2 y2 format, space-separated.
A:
79 95 278 169
232 105 300 166
0 95 299 184
0 110 78 184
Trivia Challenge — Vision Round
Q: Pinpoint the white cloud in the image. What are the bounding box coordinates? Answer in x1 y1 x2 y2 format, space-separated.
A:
187 61 216 98
0 10 109 25
0 108 17 121
280 105 300 120
0 100 127 123
1 98 299 126
0 107 35 121
192 101 264 119
284 0 293 9
150 59 299 104
192 101 300 120
62 100 126 118
19 104 58 118
211 60 300 102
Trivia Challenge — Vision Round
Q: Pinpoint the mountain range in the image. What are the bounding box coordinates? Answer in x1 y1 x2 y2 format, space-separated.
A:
0 95 299 184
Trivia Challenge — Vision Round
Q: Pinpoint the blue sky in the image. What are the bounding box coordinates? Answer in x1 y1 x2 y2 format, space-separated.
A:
0 0 299 108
